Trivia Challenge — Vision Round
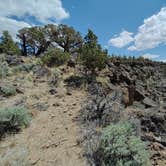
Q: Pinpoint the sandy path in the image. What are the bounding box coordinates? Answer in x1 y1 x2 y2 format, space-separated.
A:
0 80 87 166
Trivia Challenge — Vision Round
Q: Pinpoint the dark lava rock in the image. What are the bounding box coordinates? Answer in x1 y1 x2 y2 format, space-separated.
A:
66 89 72 95
140 107 166 142
65 75 86 89
49 88 57 95
15 88 24 94
33 65 50 77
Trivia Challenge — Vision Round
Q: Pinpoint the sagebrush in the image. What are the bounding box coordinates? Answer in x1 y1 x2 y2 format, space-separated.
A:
0 107 31 138
94 121 150 166
41 48 70 67
0 85 16 97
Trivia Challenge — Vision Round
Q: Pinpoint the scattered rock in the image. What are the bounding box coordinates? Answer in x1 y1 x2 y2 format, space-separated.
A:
5 55 23 66
32 103 49 111
64 75 86 89
33 65 50 78
52 103 60 107
66 89 72 95
15 88 24 94
14 97 27 107
49 88 57 95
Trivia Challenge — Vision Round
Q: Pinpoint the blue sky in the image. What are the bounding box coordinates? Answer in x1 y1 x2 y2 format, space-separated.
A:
62 0 166 61
0 0 165 61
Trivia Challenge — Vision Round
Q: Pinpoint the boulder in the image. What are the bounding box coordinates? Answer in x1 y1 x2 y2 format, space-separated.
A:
119 71 133 85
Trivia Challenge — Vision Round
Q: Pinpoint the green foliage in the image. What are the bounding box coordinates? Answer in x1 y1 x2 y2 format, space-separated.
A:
96 122 150 166
18 26 50 56
0 61 9 78
80 29 108 73
17 24 83 56
0 85 16 97
109 55 153 64
53 24 83 53
33 58 44 66
12 63 34 73
0 54 9 78
0 31 20 55
41 48 70 67
0 107 31 137
84 29 98 45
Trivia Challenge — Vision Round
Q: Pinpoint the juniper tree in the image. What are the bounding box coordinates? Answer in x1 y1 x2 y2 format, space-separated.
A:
80 29 108 74
0 31 20 55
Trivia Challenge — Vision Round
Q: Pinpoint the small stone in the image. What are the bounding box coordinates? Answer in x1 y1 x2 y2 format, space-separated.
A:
52 103 60 107
49 89 57 95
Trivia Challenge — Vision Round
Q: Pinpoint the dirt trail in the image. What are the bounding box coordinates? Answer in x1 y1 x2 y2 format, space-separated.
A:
0 79 87 166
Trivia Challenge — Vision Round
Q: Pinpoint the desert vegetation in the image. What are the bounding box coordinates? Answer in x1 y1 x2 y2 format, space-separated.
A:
0 107 31 139
0 23 165 166
95 122 150 166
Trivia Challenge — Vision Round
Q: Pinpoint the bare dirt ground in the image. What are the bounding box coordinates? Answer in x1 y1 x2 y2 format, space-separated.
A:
0 74 87 166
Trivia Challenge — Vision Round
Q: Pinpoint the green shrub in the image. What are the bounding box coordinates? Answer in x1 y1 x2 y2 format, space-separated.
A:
80 46 108 73
80 29 108 74
48 68 61 86
80 84 123 126
33 58 43 66
0 31 20 55
95 122 150 166
0 85 16 97
0 107 31 137
41 48 70 67
0 147 29 166
12 63 34 73
0 53 6 63
0 62 9 78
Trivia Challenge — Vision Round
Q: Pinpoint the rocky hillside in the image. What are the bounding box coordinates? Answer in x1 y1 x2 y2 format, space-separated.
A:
107 60 166 165
0 54 166 166
80 59 166 166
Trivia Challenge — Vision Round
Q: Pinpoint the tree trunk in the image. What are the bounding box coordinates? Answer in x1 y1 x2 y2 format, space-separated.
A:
35 47 44 56
22 34 27 56
35 42 50 56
